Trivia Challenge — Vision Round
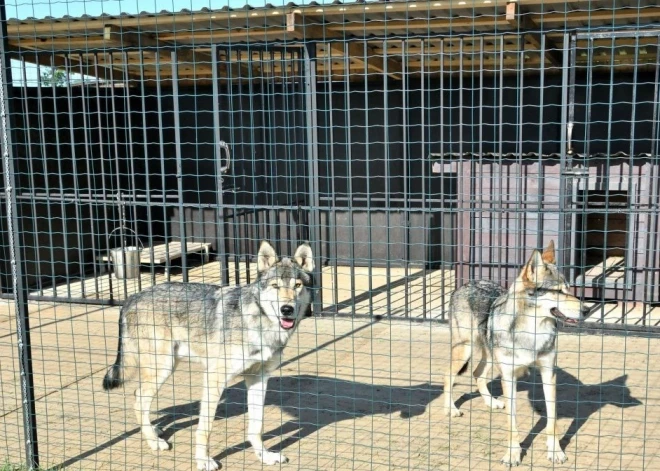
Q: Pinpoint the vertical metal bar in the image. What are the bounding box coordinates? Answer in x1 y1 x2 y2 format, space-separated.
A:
476 37 484 292
438 38 444 319
212 45 229 286
558 32 571 274
600 36 617 323
122 51 141 291
255 49 270 249
77 55 100 298
19 58 43 292
34 56 58 295
94 54 115 299
566 34 578 281
537 35 546 249
266 49 279 256
0 0 39 463
383 40 392 317
108 53 129 299
64 55 87 298
225 48 242 283
362 40 374 317
304 43 322 314
344 42 356 314
327 43 339 313
574 37 594 292
421 39 428 319
171 50 188 282
401 39 410 316
497 37 504 283
50 55 72 298
155 51 172 281
457 38 465 290
245 47 260 282
625 36 640 323
138 50 156 285
516 39 524 263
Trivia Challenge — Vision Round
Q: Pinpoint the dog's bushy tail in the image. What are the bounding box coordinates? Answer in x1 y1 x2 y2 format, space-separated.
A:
102 313 126 391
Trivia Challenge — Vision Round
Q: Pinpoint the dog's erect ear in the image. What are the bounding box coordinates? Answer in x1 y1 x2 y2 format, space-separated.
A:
294 242 315 272
521 249 544 287
257 241 278 273
542 240 556 264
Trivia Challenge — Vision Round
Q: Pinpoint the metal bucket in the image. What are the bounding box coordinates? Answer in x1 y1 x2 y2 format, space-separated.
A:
110 246 142 279
109 227 143 279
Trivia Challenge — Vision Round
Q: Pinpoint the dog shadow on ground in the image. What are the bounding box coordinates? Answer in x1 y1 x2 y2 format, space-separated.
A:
153 375 443 462
454 368 642 455
52 375 441 469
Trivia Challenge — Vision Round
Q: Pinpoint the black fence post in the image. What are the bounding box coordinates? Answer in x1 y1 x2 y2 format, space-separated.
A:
303 43 322 315
0 1 40 468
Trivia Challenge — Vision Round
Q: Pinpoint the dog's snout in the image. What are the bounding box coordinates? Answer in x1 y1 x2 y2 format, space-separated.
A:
280 305 294 317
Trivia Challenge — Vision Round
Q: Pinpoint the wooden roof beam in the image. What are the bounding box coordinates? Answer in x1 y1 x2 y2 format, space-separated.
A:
325 41 402 80
506 2 562 67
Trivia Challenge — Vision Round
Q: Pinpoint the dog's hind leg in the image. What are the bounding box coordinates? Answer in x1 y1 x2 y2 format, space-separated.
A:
539 361 568 464
473 347 504 410
134 343 177 452
444 342 472 418
245 371 289 465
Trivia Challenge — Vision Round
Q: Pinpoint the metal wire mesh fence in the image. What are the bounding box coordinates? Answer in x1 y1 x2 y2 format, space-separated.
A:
1 1 658 470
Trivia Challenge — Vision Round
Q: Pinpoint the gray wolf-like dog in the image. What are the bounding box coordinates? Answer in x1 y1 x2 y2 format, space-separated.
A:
444 241 590 466
102 241 314 470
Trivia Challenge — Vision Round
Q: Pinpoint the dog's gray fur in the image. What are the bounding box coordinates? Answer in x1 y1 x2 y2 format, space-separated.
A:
444 241 590 466
103 241 314 471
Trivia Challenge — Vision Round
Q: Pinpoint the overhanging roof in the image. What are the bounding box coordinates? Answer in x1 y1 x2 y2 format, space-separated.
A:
5 0 660 85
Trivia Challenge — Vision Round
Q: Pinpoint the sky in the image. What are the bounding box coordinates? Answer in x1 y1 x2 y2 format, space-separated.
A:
6 0 326 20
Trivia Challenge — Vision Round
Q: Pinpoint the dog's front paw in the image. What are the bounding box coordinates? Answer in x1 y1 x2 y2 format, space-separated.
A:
258 450 289 465
445 406 464 418
486 397 505 410
501 446 522 467
146 437 170 451
547 437 567 464
196 456 220 471
547 449 568 464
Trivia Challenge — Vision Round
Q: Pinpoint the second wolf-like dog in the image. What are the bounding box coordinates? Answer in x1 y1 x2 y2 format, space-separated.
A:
102 241 314 470
444 241 590 466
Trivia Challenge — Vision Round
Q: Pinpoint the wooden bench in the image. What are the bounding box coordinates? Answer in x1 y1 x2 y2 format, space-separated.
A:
575 255 626 288
98 241 212 275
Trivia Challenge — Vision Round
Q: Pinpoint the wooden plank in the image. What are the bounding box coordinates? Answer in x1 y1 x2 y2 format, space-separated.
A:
98 241 211 265
575 256 627 289
146 242 212 264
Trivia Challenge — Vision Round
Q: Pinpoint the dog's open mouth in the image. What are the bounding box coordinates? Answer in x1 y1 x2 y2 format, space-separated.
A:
279 318 296 330
550 307 579 324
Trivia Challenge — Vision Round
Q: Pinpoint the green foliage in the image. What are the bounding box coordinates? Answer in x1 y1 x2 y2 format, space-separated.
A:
40 67 67 87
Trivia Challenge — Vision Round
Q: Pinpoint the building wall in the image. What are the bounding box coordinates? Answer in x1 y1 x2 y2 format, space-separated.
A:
1 71 659 302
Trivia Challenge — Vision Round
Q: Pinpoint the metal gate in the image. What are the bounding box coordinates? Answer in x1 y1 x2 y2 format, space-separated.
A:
563 30 660 313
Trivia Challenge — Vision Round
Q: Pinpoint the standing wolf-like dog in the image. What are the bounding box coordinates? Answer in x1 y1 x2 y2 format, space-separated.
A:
444 241 590 466
102 241 314 471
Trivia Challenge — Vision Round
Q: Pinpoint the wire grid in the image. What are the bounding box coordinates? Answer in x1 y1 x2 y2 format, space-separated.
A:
0 1 659 470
